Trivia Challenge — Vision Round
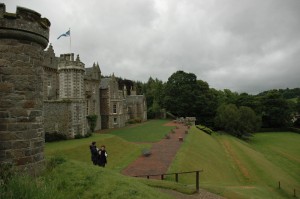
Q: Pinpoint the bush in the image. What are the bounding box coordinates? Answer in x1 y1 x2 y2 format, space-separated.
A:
294 118 300 127
196 125 214 135
86 115 98 132
74 134 84 139
127 118 142 124
45 132 67 142
46 156 66 171
85 132 92 138
0 162 15 186
165 134 170 139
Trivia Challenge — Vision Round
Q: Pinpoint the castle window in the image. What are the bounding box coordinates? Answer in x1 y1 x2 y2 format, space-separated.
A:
114 117 117 124
113 104 117 114
86 101 89 115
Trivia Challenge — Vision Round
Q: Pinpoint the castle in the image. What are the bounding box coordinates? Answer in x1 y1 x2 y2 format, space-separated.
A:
43 45 147 138
0 4 146 173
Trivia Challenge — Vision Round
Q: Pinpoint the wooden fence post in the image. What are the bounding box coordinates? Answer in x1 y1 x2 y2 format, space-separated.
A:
278 181 281 189
294 189 296 197
175 173 178 182
161 174 164 180
196 171 200 192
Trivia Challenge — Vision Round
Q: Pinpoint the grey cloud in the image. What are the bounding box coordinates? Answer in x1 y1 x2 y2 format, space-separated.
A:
2 0 300 94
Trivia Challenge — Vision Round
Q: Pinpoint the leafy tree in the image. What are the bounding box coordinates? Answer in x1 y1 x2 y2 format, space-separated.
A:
223 89 239 104
195 81 219 127
164 71 199 117
143 77 165 118
214 104 240 135
237 106 261 136
236 93 262 114
214 104 260 138
296 97 300 113
260 90 292 128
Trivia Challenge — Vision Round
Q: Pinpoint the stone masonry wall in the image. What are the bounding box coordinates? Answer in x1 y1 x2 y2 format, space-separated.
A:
0 4 50 174
44 101 72 138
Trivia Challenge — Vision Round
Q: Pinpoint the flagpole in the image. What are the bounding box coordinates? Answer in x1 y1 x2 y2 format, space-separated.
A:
69 28 71 53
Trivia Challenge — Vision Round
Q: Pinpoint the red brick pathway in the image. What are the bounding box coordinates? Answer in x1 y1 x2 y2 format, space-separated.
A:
122 121 188 178
121 121 226 198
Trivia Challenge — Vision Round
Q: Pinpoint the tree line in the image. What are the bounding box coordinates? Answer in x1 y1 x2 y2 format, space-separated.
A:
116 71 300 138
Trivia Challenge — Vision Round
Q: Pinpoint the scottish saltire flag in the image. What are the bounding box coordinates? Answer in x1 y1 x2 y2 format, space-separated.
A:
57 30 70 40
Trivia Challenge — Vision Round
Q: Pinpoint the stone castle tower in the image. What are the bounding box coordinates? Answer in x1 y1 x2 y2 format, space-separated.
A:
58 53 86 136
58 53 85 99
0 4 50 173
43 53 87 138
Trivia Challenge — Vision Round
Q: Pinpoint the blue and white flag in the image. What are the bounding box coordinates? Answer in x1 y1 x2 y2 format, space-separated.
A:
57 30 70 40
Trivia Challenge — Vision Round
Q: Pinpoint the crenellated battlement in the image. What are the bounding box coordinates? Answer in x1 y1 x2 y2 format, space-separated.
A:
0 3 50 48
58 53 85 71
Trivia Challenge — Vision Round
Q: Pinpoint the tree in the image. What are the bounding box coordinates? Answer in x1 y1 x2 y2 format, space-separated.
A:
195 81 219 127
214 104 261 138
164 71 199 117
214 104 240 135
143 77 165 118
260 90 292 128
237 106 261 136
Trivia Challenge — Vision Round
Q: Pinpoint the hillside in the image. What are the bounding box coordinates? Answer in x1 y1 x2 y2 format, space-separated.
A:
168 127 300 199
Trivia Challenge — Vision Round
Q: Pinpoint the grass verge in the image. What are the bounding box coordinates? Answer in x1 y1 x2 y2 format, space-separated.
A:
109 120 174 142
167 127 300 199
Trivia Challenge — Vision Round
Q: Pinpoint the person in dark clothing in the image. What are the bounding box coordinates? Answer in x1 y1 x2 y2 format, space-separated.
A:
97 145 107 167
89 141 98 165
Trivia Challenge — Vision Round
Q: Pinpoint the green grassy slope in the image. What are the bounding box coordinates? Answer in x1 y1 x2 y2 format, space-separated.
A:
45 133 150 172
167 127 300 199
110 120 174 142
1 159 173 199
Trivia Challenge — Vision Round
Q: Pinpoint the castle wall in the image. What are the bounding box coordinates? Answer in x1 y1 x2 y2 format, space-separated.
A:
127 95 147 121
43 67 59 100
100 77 127 129
0 4 50 173
85 79 101 131
44 101 72 137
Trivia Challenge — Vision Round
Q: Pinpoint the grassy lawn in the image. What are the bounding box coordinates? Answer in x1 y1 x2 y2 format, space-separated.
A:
167 127 300 199
1 159 174 199
2 120 195 199
109 119 174 142
45 133 150 172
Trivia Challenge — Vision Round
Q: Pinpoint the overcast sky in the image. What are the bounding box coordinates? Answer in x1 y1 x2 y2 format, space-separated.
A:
2 0 300 94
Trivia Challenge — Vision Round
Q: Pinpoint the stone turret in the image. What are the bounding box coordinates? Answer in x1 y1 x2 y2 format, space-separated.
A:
58 53 85 99
0 4 50 174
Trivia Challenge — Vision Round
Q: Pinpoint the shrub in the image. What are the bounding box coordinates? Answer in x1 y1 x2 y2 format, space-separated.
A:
0 162 15 186
74 134 83 139
86 115 98 132
85 132 92 138
165 134 170 139
45 132 67 142
196 125 214 135
46 156 66 171
127 118 142 124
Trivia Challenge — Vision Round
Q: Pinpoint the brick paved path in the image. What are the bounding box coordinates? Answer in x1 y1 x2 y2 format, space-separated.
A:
122 121 187 178
121 121 225 198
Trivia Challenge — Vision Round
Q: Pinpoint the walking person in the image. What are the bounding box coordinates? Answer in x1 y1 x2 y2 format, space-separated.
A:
89 141 98 165
97 145 108 167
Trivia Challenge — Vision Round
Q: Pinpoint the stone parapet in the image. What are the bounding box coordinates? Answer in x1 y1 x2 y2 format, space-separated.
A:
0 4 50 48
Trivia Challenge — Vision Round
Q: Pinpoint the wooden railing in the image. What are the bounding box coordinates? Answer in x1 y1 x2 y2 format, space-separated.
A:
134 170 203 192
